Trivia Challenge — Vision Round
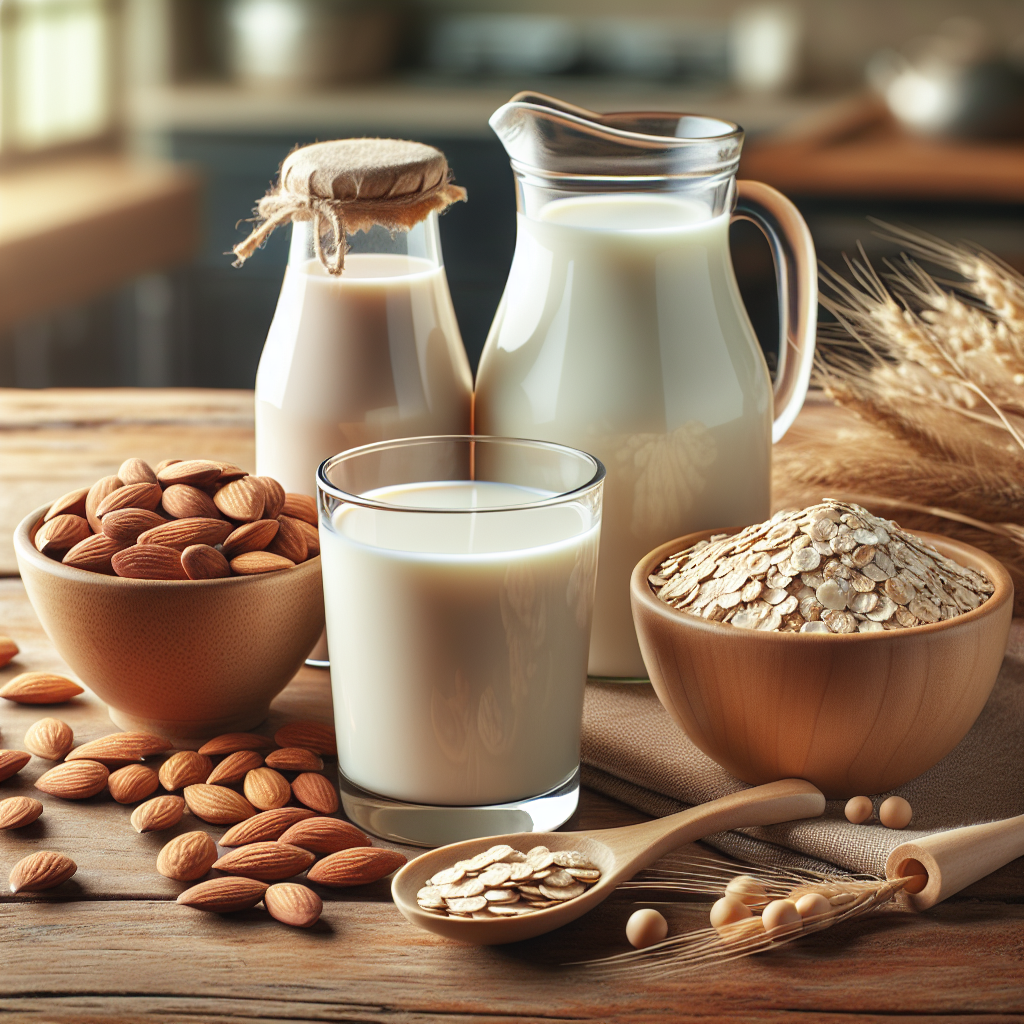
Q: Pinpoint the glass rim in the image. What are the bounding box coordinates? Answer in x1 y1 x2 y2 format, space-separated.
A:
316 434 606 514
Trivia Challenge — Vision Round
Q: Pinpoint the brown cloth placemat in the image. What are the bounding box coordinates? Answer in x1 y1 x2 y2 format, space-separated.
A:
581 619 1023 876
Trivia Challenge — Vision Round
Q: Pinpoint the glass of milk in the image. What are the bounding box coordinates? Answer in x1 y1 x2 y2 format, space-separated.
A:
317 435 604 847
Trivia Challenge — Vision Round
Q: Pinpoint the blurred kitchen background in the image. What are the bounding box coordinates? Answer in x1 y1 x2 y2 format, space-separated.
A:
0 0 1022 389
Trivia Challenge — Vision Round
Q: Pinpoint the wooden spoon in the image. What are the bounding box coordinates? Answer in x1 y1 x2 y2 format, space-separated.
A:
392 778 824 945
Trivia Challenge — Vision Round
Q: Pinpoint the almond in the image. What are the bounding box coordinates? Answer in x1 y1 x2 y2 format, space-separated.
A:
221 519 279 558
112 544 188 580
295 518 320 557
0 796 43 829
230 551 295 575
268 515 308 563
274 721 337 757
215 477 266 522
264 882 322 928
108 764 160 804
63 533 128 574
277 817 370 855
0 749 31 782
101 507 168 544
118 458 157 485
35 759 109 799
243 767 291 811
9 850 77 893
183 783 257 824
206 749 263 785
265 747 324 773
138 517 232 551
254 476 286 519
161 483 221 520
67 732 173 765
44 486 90 521
158 750 214 791
157 459 223 488
219 807 316 846
291 772 339 814
198 732 274 756
23 717 74 760
34 513 91 556
0 636 18 668
281 492 317 526
306 847 406 888
213 841 315 882
154 458 181 473
177 876 268 913
96 481 163 517
157 830 218 881
181 544 231 580
131 794 185 833
0 672 83 704
215 463 249 484
86 475 123 531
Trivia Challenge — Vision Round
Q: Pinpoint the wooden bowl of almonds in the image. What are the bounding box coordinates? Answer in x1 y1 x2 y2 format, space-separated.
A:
13 459 325 746
629 500 1013 799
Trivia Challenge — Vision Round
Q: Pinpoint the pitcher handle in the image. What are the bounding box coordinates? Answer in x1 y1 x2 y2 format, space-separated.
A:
733 180 817 443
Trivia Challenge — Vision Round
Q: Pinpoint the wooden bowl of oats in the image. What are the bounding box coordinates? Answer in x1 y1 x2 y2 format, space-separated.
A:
629 502 1013 799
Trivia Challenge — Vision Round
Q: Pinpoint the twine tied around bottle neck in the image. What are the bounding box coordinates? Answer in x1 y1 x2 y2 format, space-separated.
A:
231 138 467 276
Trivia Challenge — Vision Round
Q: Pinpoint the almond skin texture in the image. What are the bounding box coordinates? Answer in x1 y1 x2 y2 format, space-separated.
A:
255 476 286 519
213 841 315 882
306 847 406 888
0 796 43 829
265 747 324 773
0 672 83 704
108 764 160 804
138 517 233 551
281 492 317 526
221 519 279 558
111 544 189 580
118 458 157 485
0 750 32 782
183 783 257 824
295 518 320 557
157 830 218 881
268 515 308 563
219 807 317 846
206 749 263 785
230 551 295 575
9 851 77 893
100 507 168 544
161 483 222 520
67 732 173 766
44 486 90 521
131 794 185 833
156 459 223 488
35 759 109 798
23 718 74 760
85 475 123 531
177 876 268 913
274 722 337 757
96 481 163 517
277 817 370 855
264 882 322 928
181 544 231 580
198 733 274 756
291 773 339 814
243 767 291 810
63 533 128 574
158 750 214 791
215 477 265 522
0 635 18 668
34 514 91 556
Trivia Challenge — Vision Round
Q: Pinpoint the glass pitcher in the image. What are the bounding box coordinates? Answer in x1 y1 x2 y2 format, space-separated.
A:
475 93 817 680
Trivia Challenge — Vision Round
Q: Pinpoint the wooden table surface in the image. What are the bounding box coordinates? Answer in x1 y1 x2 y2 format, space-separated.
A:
1 389 1021 1023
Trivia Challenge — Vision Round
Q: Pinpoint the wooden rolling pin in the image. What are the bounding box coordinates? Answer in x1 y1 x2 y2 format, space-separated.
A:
885 814 1024 910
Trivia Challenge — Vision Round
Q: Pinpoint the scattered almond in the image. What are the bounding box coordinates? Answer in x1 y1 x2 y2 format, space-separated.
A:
198 732 274 756
206 749 263 785
219 807 316 846
111 544 189 580
181 544 231 580
277 817 370 855
159 750 214 791
265 747 324 773
67 732 173 765
183 783 257 824
281 492 317 526
243 767 291 811
263 882 322 928
138 517 233 551
44 486 90 521
63 533 128 574
268 515 307 563
0 749 32 782
118 458 157 485
0 672 84 704
131 794 186 833
0 636 18 668
23 717 74 760
255 476 286 519
85 475 123 531
157 830 218 881
274 721 336 757
9 850 77 893
101 508 169 544
34 514 91 556
221 519 279 559
213 841 315 882
291 772 339 814
96 481 163 517
161 484 221 520
0 795 43 829
306 847 406 888
215 477 265 522
156 459 223 488
108 764 160 804
35 759 109 799
177 876 268 913
230 551 295 575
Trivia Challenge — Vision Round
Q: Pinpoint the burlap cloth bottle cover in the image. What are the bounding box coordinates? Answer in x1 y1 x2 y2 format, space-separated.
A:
232 138 466 273
581 620 1023 875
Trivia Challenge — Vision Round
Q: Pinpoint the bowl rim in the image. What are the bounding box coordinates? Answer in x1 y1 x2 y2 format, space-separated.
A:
631 524 1014 642
15 503 321 587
